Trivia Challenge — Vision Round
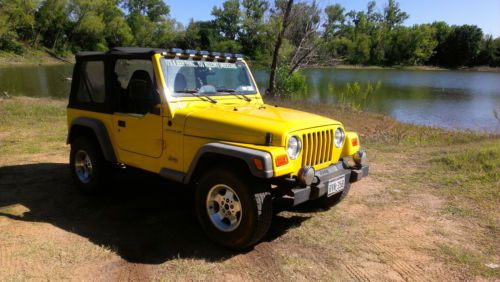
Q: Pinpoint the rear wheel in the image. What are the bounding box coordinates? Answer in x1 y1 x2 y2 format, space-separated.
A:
195 168 273 249
70 136 109 193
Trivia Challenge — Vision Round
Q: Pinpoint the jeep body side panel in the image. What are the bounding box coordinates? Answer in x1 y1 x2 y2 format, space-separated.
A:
67 116 117 162
159 143 273 184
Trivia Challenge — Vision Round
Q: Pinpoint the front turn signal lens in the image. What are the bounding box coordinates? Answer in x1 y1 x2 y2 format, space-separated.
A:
351 137 359 147
275 155 289 167
253 158 264 170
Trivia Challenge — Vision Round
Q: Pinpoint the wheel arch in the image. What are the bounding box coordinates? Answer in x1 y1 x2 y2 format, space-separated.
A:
67 117 117 162
173 143 273 184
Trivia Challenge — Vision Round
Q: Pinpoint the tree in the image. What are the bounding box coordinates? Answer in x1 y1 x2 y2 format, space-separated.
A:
286 1 321 74
323 4 345 41
211 0 241 41
493 37 500 67
239 0 270 58
104 14 133 47
427 21 452 65
407 24 437 65
383 0 408 30
36 0 70 50
0 0 39 49
121 0 172 47
121 0 169 21
267 0 294 96
439 25 483 67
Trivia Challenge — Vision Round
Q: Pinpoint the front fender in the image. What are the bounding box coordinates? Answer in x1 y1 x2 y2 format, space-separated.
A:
183 143 274 184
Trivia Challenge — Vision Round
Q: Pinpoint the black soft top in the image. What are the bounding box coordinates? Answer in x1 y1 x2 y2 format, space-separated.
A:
75 47 168 60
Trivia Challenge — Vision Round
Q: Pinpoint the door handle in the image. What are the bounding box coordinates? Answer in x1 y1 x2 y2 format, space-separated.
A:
118 120 126 127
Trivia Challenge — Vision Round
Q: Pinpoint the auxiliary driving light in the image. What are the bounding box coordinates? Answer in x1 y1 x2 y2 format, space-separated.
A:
298 166 315 186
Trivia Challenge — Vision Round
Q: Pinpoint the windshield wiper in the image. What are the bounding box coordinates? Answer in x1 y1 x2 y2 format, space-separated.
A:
175 89 217 104
216 88 251 102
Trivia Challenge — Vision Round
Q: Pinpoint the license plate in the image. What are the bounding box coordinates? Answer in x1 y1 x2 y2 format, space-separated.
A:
327 175 345 197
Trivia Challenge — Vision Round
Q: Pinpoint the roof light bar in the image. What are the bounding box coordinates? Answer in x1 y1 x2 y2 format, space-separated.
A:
198 50 209 56
185 49 196 57
164 48 244 60
170 48 183 56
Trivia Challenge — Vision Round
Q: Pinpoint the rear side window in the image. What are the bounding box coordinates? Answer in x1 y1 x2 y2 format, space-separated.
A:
77 61 106 103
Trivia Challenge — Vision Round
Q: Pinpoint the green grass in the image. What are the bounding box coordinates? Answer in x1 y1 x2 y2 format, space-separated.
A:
0 97 67 158
438 243 500 278
430 142 500 218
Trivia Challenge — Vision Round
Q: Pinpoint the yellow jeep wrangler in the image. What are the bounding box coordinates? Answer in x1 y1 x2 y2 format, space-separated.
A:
67 47 369 249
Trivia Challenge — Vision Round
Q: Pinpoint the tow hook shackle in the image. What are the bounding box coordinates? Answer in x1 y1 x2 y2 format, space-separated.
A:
353 150 368 167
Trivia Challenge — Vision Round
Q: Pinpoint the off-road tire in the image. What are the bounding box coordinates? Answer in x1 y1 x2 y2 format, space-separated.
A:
69 136 110 194
314 183 351 210
195 168 273 249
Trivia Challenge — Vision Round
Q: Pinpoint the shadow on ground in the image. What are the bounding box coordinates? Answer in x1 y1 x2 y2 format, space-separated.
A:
0 163 309 264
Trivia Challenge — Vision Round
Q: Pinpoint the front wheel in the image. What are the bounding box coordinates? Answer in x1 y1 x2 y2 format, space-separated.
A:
195 168 273 249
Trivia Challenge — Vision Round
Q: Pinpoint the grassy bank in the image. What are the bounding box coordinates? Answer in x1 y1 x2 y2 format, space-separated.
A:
0 96 498 280
2 51 499 73
0 50 73 65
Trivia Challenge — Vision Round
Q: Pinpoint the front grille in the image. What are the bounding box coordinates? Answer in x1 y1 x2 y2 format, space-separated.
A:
302 129 334 167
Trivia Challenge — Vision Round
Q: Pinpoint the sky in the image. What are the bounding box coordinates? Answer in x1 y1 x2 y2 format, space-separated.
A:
166 0 500 37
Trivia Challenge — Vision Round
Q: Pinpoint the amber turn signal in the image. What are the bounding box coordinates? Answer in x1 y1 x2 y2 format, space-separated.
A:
253 158 264 170
275 155 289 167
351 137 358 147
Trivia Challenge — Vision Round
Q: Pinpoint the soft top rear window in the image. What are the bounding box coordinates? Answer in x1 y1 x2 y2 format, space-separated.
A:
77 61 105 103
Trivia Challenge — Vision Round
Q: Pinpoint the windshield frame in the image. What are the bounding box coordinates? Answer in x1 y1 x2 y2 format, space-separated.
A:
160 57 258 98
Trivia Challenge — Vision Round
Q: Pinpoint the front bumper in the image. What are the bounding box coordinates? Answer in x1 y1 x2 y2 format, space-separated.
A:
289 161 369 206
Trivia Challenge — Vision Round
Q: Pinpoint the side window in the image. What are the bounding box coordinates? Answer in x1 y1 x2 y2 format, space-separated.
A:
114 59 158 115
77 61 106 103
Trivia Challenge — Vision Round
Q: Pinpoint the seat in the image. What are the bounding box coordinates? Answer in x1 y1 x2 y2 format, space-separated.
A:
127 70 158 115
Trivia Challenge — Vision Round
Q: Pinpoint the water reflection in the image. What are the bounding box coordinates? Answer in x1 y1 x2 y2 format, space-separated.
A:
0 64 73 98
254 68 500 132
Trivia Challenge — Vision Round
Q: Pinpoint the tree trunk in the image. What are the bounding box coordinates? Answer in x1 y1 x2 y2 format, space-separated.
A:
267 0 294 96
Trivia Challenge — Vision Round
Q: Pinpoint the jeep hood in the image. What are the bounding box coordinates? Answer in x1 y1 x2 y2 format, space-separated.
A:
183 104 341 146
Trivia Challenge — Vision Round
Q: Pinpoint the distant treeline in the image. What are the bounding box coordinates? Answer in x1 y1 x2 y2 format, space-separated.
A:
1 0 499 68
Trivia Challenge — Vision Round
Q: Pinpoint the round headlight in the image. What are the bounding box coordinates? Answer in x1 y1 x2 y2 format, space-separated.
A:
334 128 345 148
287 136 301 160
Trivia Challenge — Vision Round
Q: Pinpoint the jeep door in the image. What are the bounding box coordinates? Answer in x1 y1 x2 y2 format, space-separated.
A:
111 59 163 158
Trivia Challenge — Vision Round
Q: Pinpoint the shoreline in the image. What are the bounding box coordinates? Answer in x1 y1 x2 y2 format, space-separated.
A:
321 64 500 73
0 51 74 66
1 53 500 73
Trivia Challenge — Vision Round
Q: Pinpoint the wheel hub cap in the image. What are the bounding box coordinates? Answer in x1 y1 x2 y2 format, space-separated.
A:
74 150 93 183
206 184 242 232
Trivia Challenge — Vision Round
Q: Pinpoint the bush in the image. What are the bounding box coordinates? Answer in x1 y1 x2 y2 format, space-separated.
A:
275 65 307 96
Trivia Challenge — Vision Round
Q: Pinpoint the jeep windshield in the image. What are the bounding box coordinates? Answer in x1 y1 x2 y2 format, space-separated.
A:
160 58 257 98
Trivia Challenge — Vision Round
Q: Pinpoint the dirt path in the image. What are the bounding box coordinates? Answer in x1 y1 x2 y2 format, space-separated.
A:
0 150 495 281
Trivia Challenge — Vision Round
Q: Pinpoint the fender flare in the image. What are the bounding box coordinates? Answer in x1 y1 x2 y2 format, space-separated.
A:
67 117 117 162
160 143 274 184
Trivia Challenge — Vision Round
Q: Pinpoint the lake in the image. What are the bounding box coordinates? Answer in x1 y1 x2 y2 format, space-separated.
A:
1 64 499 133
